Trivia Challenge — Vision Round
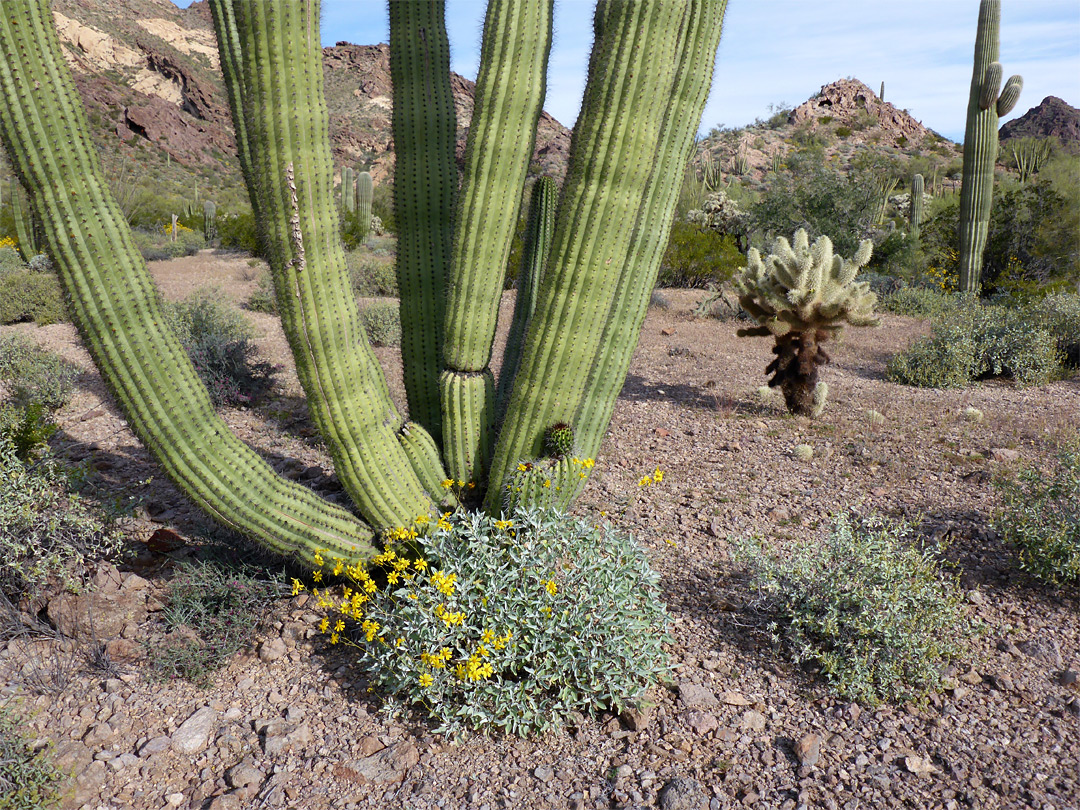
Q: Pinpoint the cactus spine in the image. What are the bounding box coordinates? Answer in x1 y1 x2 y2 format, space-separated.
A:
356 169 373 243
1 0 726 563
958 0 1022 294
910 173 924 240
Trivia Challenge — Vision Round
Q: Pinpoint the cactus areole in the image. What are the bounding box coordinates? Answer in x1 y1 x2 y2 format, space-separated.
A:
957 0 1022 294
0 0 729 568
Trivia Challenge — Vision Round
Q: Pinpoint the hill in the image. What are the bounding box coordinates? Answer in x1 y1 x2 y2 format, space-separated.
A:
1000 96 1080 145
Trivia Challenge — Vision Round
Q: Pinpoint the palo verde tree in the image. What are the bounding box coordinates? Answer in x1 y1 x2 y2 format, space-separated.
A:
0 0 727 569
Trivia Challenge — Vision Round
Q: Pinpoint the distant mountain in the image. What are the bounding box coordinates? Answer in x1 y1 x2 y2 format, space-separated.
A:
787 78 934 149
32 0 571 201
999 96 1080 145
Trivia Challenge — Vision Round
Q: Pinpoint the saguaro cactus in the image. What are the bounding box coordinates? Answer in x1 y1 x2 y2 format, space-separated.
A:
203 200 217 241
910 173 924 240
957 0 1022 294
356 170 373 242
0 0 728 567
341 166 356 213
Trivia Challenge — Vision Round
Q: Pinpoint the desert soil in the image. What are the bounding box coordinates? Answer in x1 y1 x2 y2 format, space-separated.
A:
0 250 1077 810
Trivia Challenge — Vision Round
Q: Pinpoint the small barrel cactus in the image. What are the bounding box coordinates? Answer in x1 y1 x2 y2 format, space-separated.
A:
544 422 575 458
735 228 878 416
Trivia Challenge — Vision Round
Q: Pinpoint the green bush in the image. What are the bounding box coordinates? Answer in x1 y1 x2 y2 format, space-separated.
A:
1027 293 1080 368
333 508 670 737
217 210 263 257
165 290 276 407
881 287 962 319
730 513 967 706
0 334 79 412
359 301 401 347
347 253 398 297
148 558 285 685
658 221 743 289
0 246 24 279
0 436 125 599
245 271 277 314
887 303 1062 387
834 125 852 138
994 443 1080 585
0 272 66 325
0 703 63 810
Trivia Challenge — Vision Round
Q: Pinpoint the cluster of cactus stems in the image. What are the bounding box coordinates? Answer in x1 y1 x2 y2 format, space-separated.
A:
958 0 1022 294
909 173 924 240
1010 137 1051 183
735 228 878 417
0 0 728 569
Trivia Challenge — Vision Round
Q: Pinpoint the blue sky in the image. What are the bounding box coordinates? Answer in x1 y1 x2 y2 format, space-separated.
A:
172 1 1080 142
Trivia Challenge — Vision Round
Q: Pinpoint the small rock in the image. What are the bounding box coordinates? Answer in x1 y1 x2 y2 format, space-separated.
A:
226 760 263 790
685 711 718 736
989 448 1020 463
349 741 418 784
658 776 709 810
720 691 752 707
171 706 219 755
137 736 171 757
621 703 653 732
740 711 766 732
1057 670 1078 688
794 733 822 769
107 753 140 772
208 794 243 810
986 673 1014 692
677 684 718 709
357 735 384 756
166 792 186 807
1016 638 1063 668
904 756 937 776
958 670 983 685
533 764 554 783
259 637 287 663
147 527 187 553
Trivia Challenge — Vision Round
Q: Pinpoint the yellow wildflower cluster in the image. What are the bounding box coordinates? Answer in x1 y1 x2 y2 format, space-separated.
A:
492 518 515 532
544 578 558 596
434 603 466 627
161 221 194 236
0 236 17 250
572 457 596 480
639 466 665 487
430 569 457 597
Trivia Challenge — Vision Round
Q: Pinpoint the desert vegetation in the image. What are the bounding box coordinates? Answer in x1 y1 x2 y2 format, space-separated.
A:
0 1 1076 809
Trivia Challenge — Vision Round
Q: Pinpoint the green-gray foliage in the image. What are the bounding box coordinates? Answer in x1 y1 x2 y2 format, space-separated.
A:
887 302 1062 387
245 271 277 314
0 437 125 598
658 221 743 289
359 301 402 347
352 508 670 737
0 333 78 411
149 558 285 685
880 287 963 319
348 254 398 297
731 514 967 706
994 442 1080 585
0 703 63 810
0 246 23 278
1027 293 1080 367
0 270 65 325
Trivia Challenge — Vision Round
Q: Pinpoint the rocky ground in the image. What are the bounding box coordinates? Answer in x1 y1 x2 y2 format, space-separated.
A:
0 251 1077 810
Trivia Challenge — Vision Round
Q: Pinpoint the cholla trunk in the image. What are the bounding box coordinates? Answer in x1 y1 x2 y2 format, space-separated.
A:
768 330 831 416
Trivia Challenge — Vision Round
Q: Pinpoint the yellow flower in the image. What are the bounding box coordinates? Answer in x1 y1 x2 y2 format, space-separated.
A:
413 558 428 571
541 605 553 617
319 617 330 633
653 467 664 483
330 632 340 644
639 475 653 487
431 570 457 597
313 551 325 567
482 629 495 644
419 673 434 688
441 478 455 489
291 579 305 596
333 620 345 633
543 479 551 488
361 620 380 642
332 559 344 577
545 579 557 596
312 570 323 583
387 571 400 585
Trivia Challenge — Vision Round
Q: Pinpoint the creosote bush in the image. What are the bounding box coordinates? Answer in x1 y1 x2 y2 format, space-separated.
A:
303 507 670 737
359 302 402 347
994 442 1080 585
348 254 399 298
0 270 65 326
731 514 967 706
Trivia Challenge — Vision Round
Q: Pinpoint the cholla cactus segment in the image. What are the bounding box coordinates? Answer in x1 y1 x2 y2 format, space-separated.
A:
686 190 749 242
735 228 878 338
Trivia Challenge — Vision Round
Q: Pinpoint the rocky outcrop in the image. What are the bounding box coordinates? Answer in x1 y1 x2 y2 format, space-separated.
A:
788 78 932 148
1000 96 1080 144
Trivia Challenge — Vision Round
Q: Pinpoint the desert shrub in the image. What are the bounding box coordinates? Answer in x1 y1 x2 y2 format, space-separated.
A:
1026 293 1080 368
994 443 1080 585
359 302 401 347
321 507 670 737
0 436 125 598
887 303 1062 387
834 125 852 138
0 271 66 325
245 271 277 314
858 270 906 298
25 254 53 274
0 334 79 412
648 290 671 310
881 287 962 319
730 513 966 706
217 210 263 257
0 247 23 279
164 291 276 407
0 703 63 810
130 229 171 262
148 558 285 685
348 254 398 297
657 221 743 289
0 404 58 463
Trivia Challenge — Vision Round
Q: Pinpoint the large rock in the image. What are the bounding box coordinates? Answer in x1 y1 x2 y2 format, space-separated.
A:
47 589 147 640
171 706 219 755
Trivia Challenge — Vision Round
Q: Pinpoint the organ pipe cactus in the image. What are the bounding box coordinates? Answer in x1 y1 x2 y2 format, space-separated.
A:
0 0 728 568
735 228 879 417
958 0 1022 294
910 173 924 240
203 200 217 241
356 170 373 243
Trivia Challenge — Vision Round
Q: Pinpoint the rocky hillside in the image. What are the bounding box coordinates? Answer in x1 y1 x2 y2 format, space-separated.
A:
29 0 571 202
1000 96 1080 145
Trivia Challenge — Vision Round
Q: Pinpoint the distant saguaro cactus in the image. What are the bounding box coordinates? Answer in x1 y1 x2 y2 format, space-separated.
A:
910 173 924 239
356 170 373 243
203 200 217 241
341 165 356 213
879 81 885 102
958 0 1022 294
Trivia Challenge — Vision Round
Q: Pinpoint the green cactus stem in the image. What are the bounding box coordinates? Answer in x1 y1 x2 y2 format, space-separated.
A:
203 200 217 241
735 228 878 417
880 81 885 102
356 170 373 243
11 180 38 258
910 173 924 240
341 166 356 213
1010 137 1052 183
958 0 1022 294
544 423 575 458
0 0 378 568
495 175 557 423
487 2 727 510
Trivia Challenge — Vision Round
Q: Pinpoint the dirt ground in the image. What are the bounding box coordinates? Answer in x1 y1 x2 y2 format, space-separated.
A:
1 249 1077 810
